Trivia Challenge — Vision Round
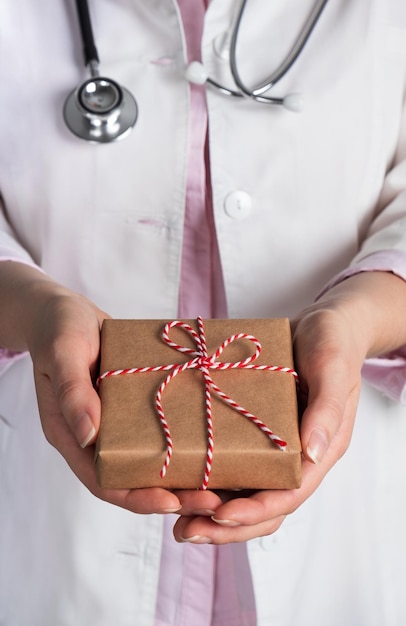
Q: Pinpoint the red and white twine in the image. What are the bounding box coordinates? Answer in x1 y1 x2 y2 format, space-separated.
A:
98 317 298 490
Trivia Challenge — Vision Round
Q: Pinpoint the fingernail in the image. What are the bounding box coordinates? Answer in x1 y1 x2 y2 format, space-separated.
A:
76 413 96 448
211 517 241 527
181 535 212 544
192 509 217 516
306 428 329 465
162 506 182 514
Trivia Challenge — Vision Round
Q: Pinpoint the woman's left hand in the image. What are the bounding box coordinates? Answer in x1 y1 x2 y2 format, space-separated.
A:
172 271 406 544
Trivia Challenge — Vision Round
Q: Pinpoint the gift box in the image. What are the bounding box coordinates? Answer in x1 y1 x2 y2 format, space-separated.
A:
95 318 301 490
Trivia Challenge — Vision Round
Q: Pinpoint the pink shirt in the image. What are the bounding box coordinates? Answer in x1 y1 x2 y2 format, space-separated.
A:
155 3 256 625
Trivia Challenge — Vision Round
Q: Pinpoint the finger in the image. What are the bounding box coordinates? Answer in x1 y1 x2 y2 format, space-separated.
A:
36 372 182 514
35 359 101 448
173 513 286 544
44 410 182 514
197 382 359 529
292 310 362 466
54 365 100 448
172 490 224 516
207 458 328 527
299 364 360 466
79 449 182 515
31 295 106 447
173 489 252 516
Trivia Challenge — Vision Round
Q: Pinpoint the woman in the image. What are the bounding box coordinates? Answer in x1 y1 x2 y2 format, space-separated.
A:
1 1 406 624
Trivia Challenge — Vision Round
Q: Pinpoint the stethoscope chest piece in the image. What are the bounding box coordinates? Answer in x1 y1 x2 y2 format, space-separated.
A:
64 76 138 143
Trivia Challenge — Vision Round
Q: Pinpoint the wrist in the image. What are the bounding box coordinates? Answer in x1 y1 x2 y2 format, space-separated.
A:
0 261 73 352
316 271 406 358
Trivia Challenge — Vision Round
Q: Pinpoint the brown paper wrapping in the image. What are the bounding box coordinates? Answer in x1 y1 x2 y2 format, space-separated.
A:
95 318 302 490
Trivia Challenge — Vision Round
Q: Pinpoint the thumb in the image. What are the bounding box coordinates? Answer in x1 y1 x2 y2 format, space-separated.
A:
54 358 101 448
35 343 101 449
299 361 360 466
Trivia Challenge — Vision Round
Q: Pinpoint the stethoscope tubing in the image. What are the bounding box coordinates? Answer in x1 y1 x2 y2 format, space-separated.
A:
65 0 329 142
227 0 329 102
75 0 99 70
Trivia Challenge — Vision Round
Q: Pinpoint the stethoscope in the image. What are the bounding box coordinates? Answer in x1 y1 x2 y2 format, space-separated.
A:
64 0 329 143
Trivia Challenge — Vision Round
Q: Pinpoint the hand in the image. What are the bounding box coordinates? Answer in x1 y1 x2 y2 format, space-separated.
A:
0 263 182 515
172 272 406 543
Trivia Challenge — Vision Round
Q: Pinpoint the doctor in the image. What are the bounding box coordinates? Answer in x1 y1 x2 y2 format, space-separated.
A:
1 1 406 625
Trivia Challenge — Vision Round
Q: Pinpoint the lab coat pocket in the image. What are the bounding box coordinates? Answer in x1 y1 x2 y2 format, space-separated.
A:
80 210 181 317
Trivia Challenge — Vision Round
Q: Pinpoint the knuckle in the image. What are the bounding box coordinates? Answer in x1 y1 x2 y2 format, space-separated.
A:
281 489 301 516
54 377 83 405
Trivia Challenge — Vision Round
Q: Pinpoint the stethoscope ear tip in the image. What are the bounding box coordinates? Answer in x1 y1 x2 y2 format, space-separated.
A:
282 93 304 113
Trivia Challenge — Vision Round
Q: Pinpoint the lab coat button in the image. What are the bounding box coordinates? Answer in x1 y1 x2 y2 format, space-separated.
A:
224 191 252 219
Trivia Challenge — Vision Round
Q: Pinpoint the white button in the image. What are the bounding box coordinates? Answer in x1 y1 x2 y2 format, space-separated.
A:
224 191 252 219
213 32 230 60
185 61 208 85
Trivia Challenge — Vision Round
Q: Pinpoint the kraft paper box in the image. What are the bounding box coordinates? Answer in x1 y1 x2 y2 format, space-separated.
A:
95 318 302 490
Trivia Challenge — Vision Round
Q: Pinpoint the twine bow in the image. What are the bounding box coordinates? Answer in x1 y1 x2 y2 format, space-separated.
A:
98 317 298 490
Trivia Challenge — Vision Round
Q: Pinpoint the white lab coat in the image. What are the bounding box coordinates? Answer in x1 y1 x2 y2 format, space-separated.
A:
1 1 406 624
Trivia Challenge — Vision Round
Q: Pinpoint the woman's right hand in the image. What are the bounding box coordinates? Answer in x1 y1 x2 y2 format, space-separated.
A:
0 262 182 514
